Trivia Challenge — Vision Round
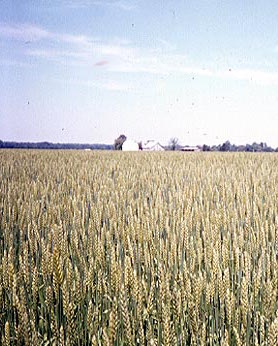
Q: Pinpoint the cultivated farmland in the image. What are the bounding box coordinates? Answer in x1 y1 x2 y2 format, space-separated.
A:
1 150 278 345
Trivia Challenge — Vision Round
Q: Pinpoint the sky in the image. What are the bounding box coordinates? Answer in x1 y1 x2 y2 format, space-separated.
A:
1 0 278 146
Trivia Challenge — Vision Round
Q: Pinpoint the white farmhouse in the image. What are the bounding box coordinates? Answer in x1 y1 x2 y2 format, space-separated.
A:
143 140 165 151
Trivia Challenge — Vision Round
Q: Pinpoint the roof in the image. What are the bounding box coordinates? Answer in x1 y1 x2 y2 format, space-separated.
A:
180 146 201 152
143 140 165 151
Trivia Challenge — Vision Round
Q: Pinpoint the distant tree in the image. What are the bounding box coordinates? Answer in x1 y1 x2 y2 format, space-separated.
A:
114 134 127 150
138 141 143 150
237 145 246 152
220 140 231 152
169 137 179 151
202 144 211 151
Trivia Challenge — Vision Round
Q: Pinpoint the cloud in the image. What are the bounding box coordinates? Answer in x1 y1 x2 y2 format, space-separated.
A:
86 80 133 91
55 33 93 47
0 23 51 42
26 48 90 61
93 42 136 58
0 22 136 64
64 0 137 11
2 22 278 87
109 53 278 86
56 78 133 92
25 40 137 66
0 22 94 47
218 68 278 86
91 0 136 11
100 80 132 91
108 53 213 77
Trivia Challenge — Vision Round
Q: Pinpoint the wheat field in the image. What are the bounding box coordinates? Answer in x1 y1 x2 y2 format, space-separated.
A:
1 150 278 345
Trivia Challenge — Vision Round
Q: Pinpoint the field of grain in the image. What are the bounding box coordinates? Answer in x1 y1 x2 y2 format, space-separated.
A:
1 150 278 345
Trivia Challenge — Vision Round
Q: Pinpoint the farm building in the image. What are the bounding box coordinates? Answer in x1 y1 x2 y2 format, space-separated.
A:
180 146 201 152
122 139 139 151
142 140 165 151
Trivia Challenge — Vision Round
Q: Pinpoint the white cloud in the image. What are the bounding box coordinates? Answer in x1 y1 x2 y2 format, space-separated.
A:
0 22 95 47
93 42 136 58
110 54 278 86
0 22 136 63
25 41 137 67
93 0 137 11
218 68 278 86
56 33 93 47
26 49 90 60
108 53 213 77
55 78 133 92
0 23 51 42
87 79 133 91
64 0 137 11
2 22 278 87
100 80 133 91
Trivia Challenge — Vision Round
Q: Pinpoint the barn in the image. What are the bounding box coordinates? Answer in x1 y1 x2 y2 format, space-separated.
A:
180 146 201 152
122 140 139 151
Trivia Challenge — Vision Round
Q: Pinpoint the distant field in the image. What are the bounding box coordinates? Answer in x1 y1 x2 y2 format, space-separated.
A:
1 150 278 345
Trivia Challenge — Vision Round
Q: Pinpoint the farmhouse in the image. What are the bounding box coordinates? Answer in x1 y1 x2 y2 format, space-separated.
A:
142 140 165 151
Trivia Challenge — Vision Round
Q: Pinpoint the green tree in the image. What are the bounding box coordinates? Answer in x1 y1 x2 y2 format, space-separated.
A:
114 134 127 150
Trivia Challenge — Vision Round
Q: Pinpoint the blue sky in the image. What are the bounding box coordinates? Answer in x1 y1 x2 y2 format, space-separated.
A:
1 0 278 146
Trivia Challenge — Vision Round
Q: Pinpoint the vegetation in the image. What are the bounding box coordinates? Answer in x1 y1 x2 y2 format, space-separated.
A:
0 140 113 150
1 139 278 152
1 150 278 345
168 138 179 151
202 141 278 152
114 135 127 150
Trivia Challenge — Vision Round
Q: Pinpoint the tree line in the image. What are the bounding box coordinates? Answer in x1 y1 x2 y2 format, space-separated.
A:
0 141 113 150
1 139 278 152
202 140 278 152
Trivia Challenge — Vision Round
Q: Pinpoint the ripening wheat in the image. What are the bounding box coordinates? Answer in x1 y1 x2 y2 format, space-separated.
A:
1 150 278 345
